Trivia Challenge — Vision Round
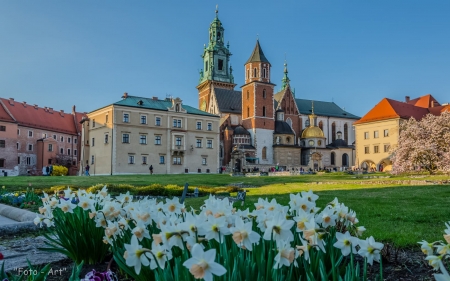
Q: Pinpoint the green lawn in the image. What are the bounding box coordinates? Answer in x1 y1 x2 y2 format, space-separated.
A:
2 173 449 248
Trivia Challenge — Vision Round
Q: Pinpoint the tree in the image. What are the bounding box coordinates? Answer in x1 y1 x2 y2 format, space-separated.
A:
391 111 450 175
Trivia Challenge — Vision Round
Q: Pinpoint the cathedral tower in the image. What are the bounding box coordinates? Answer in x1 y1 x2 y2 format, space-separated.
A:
241 40 276 164
197 8 236 112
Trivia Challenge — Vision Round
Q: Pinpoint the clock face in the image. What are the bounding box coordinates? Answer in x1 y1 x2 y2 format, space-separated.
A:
200 100 207 111
308 140 314 146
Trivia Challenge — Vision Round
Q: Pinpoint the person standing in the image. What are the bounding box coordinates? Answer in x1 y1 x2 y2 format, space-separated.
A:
85 164 90 176
149 165 153 175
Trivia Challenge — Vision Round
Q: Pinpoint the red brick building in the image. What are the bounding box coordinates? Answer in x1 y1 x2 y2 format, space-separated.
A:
0 98 86 176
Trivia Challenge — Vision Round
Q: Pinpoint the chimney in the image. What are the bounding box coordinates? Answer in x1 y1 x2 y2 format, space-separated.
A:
60 110 64 117
8 98 14 105
48 107 53 113
431 101 435 108
60 110 64 113
405 96 410 103
22 101 27 107
34 104 38 109
72 105 76 114
122 92 128 99
152 96 158 100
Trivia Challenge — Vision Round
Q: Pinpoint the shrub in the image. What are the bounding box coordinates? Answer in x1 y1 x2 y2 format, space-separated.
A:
51 165 68 176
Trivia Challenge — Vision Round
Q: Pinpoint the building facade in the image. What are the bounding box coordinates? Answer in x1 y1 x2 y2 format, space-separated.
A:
80 94 220 175
354 94 450 171
0 98 84 176
197 10 359 171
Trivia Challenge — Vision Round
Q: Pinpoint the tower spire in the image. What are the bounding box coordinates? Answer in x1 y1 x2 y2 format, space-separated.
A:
215 4 218 17
281 60 290 90
308 101 317 127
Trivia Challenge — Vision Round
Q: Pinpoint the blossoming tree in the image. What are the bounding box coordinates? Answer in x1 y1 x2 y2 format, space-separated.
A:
391 111 450 174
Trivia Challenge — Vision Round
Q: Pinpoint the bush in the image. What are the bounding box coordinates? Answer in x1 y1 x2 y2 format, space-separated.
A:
51 165 68 176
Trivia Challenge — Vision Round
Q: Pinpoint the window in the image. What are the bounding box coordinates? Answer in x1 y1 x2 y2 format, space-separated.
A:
384 144 390 153
0 159 4 167
175 104 180 112
155 136 161 145
92 119 96 127
140 135 147 144
0 140 5 148
74 150 77 156
140 115 147 124
205 61 208 71
247 107 250 118
247 91 249 100
207 140 213 148
263 68 267 78
196 139 202 148
173 119 182 128
196 121 202 130
262 106 266 117
60 136 64 142
0 126 5 131
91 155 95 164
374 131 379 138
331 152 335 165
53 135 57 140
17 129 20 135
175 137 182 146
155 117 161 126
16 142 19 149
374 145 379 153
364 146 369 154
48 144 53 151
123 113 129 123
262 147 267 160
106 115 109 123
207 123 212 131
122 134 130 143
364 132 369 139
202 158 207 165
344 123 348 142
218 59 223 71
263 89 266 99
253 68 257 77
28 144 33 151
68 137 71 143
60 148 64 154
104 134 109 144
43 133 47 138
142 156 147 164
384 129 389 137
128 155 135 164
92 138 95 147
26 157 31 165
332 122 336 142
159 156 165 164
68 148 71 155
74 138 77 144
173 157 181 165
247 69 249 79
28 131 33 137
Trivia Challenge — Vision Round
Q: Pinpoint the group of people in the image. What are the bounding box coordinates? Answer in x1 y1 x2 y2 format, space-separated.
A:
42 165 53 176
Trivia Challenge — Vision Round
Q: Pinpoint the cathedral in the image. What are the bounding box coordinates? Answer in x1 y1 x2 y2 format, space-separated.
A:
197 9 360 172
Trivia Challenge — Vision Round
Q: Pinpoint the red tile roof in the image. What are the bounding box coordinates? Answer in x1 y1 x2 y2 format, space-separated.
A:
354 94 443 125
0 98 86 135
0 100 16 123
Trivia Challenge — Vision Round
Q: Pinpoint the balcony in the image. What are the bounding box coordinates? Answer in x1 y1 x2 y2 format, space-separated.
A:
171 145 185 155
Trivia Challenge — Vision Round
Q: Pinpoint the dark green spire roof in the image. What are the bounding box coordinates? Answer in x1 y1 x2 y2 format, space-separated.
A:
245 40 270 64
281 61 290 90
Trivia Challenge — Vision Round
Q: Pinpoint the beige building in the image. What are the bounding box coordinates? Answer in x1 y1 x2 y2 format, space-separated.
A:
80 94 220 175
354 94 450 171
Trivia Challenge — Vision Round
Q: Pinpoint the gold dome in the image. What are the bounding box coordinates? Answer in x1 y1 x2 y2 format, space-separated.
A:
301 126 325 138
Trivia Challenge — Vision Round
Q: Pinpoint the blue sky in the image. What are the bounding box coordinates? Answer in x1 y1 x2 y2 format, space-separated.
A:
1 1 449 117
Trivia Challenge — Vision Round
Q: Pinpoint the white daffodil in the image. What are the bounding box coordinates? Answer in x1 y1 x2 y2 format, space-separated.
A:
132 223 151 242
293 210 313 232
116 192 132 204
356 226 366 237
357 236 384 265
57 200 76 213
183 244 227 281
274 240 298 268
434 264 450 281
150 242 172 269
77 196 95 211
418 240 434 256
123 235 150 275
296 236 311 262
229 217 260 251
301 190 319 203
317 208 337 228
164 197 183 215
263 212 294 243
333 231 358 256
179 212 205 236
426 255 444 271
203 216 230 243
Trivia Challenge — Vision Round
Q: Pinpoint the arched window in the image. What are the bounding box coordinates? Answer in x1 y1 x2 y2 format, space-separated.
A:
263 89 266 99
262 106 266 117
342 153 349 167
263 68 266 78
247 107 250 118
175 104 180 112
217 31 221 41
331 152 335 165
262 147 267 160
344 123 348 144
332 122 336 142
247 91 249 100
286 137 290 144
318 121 323 130
253 68 257 77
247 69 249 80
205 61 208 71
305 119 310 127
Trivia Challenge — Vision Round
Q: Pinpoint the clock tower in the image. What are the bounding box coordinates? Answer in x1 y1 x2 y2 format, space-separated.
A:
197 7 236 112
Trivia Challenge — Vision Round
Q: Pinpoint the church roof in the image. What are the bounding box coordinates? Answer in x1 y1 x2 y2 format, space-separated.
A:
407 94 440 108
326 138 354 149
295 99 360 120
214 88 242 113
274 121 294 135
245 40 270 64
233 125 250 135
112 96 218 117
